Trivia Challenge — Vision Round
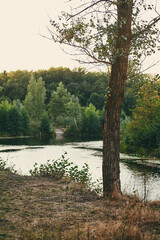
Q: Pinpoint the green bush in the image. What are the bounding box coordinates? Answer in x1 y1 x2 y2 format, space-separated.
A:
29 152 91 184
29 152 103 194
0 158 6 170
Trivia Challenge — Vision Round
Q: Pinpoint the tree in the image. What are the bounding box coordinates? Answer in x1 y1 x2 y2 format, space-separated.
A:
87 92 105 110
40 111 52 137
0 100 11 136
49 82 71 126
124 78 160 156
7 106 23 136
20 107 30 136
24 75 46 135
65 95 82 132
0 71 9 99
82 103 101 136
3 70 31 101
49 0 160 198
24 75 46 122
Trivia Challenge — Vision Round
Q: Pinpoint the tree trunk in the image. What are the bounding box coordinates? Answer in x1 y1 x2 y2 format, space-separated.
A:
103 0 133 198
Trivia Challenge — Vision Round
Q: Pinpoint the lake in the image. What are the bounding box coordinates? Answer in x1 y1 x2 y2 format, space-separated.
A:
0 136 160 201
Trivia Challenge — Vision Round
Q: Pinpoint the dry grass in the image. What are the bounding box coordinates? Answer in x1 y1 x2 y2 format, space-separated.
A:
0 169 160 240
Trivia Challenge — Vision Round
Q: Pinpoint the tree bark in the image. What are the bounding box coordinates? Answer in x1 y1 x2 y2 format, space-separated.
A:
103 0 133 198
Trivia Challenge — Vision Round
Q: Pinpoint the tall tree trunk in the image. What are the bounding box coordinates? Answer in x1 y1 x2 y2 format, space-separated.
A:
103 0 133 198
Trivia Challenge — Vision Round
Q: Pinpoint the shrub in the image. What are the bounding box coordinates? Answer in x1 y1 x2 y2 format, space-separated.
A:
0 158 6 170
29 152 91 185
29 152 102 193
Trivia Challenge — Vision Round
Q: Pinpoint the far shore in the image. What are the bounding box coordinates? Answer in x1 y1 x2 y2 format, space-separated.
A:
0 136 31 139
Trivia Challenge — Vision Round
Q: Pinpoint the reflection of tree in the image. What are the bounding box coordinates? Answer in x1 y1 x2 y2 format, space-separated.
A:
121 160 160 177
121 159 160 201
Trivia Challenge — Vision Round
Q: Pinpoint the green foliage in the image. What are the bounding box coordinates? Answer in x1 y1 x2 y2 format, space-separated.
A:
1 65 156 139
20 108 30 135
87 92 105 110
49 82 71 127
0 158 6 170
65 103 103 137
35 67 108 107
0 68 108 108
68 163 92 184
0 70 31 102
82 103 102 136
5 71 31 101
29 152 102 193
29 120 41 137
0 100 30 137
24 75 47 136
123 68 150 116
50 1 160 69
7 106 23 136
24 75 46 122
29 152 91 185
121 78 160 157
0 100 11 135
29 152 70 179
0 67 108 137
49 82 83 132
40 112 52 136
65 95 82 130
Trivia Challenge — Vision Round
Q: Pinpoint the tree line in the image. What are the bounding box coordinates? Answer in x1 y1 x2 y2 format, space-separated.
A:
0 67 107 108
1 66 160 157
0 67 107 138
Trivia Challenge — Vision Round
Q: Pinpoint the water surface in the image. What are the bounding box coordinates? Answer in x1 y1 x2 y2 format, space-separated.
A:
0 137 160 201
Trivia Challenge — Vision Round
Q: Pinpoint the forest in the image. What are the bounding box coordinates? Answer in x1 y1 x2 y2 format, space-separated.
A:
0 66 160 157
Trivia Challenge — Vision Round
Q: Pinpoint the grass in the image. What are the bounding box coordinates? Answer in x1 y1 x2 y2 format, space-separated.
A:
0 168 160 239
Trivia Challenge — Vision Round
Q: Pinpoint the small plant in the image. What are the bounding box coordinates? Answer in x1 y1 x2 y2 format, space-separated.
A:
29 152 102 193
29 152 91 185
0 158 7 170
68 163 91 184
29 152 72 179
89 178 103 194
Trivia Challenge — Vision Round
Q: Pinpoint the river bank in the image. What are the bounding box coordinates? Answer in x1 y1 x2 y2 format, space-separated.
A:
0 169 160 240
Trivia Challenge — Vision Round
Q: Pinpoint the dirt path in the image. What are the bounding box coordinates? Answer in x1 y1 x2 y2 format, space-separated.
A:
55 128 65 139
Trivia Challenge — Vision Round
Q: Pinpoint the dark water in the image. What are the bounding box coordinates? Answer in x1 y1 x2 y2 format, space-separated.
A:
0 136 160 201
0 135 102 146
0 136 68 146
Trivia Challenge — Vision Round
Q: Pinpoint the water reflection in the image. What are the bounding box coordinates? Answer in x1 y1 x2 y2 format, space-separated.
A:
0 136 61 145
0 136 101 146
122 160 160 176
120 160 160 201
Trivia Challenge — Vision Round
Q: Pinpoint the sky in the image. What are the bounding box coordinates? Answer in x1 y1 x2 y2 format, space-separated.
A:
0 0 160 74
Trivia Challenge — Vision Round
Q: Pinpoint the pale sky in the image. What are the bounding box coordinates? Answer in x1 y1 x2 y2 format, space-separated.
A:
0 0 80 72
0 0 160 74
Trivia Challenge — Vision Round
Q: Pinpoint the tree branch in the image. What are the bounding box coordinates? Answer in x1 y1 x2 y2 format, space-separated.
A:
60 40 112 65
68 0 115 20
128 59 160 79
132 15 160 39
